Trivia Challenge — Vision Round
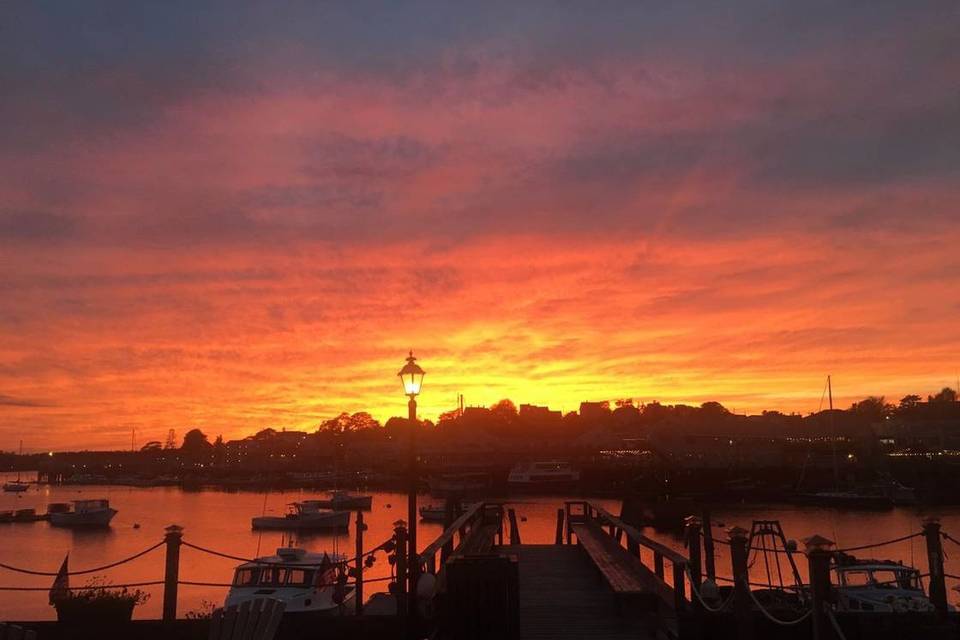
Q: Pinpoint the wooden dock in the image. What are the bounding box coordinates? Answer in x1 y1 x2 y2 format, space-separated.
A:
499 544 662 640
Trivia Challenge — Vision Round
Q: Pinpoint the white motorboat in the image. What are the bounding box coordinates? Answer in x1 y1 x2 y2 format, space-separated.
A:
835 560 937 612
48 499 117 527
508 461 580 490
252 502 350 530
226 547 355 614
308 491 372 511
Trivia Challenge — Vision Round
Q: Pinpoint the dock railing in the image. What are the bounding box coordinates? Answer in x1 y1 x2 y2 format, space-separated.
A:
418 502 504 577
564 500 690 615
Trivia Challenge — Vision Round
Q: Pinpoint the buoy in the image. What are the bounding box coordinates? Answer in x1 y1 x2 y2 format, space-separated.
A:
133 523 141 529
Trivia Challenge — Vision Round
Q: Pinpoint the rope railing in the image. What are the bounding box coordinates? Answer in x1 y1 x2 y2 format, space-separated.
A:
0 581 165 591
684 567 734 614
826 609 849 640
744 582 813 626
942 532 960 548
181 537 393 568
834 532 922 554
0 541 165 576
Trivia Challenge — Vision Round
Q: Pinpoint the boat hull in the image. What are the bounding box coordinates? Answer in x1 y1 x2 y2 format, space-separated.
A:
252 511 350 530
49 508 117 527
3 483 29 493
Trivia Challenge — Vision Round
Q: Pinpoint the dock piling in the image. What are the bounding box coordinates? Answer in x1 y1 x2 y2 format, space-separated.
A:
728 526 753 640
554 508 564 545
804 534 835 640
684 516 703 613
923 517 948 618
355 511 365 616
162 524 183 624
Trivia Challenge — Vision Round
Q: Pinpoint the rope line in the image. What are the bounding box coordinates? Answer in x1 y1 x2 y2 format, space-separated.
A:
834 532 921 554
745 584 812 626
683 567 734 614
826 609 849 640
0 581 164 591
0 541 165 576
182 537 392 567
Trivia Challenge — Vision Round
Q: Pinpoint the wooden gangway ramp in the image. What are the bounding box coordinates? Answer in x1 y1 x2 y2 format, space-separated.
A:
498 544 660 640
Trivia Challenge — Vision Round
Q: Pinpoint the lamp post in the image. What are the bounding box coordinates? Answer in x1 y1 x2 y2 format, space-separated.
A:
398 351 425 619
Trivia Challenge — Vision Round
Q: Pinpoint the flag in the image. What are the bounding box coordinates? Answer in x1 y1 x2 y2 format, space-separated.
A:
48 554 69 605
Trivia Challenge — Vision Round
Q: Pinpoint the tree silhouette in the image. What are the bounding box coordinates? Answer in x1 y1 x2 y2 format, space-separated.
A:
181 428 212 457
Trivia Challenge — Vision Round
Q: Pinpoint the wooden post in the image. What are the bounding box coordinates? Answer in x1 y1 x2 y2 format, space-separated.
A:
654 552 665 579
393 520 409 619
804 534 835 640
728 526 752 640
564 503 572 545
355 511 365 616
684 516 703 613
702 508 716 581
162 524 183 623
507 508 521 545
923 517 947 618
555 508 564 545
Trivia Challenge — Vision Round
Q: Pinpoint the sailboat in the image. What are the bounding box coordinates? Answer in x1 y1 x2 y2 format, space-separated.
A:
794 377 892 509
3 441 30 493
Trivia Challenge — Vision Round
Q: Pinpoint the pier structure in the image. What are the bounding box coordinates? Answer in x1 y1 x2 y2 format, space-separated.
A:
2 502 960 639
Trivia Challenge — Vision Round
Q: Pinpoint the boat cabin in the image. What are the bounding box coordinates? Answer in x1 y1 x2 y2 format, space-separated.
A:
836 563 933 613
73 499 111 512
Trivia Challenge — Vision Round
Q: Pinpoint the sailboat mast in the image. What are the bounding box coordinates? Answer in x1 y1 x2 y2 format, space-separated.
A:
828 376 839 490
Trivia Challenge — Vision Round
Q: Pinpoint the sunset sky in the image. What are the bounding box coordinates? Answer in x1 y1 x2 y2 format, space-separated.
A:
2 2 958 450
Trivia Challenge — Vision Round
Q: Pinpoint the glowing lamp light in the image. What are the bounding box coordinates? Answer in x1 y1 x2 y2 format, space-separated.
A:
398 350 425 397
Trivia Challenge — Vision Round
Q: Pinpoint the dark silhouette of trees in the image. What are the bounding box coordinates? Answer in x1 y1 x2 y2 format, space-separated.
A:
899 395 922 412
319 412 380 433
140 441 162 452
181 428 212 457
850 396 893 421
490 399 518 421
930 387 958 404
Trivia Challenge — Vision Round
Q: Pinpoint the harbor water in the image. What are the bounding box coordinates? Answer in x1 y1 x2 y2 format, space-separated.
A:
3 473 960 621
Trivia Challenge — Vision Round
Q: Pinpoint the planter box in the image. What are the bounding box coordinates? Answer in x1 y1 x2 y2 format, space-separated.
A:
53 598 136 625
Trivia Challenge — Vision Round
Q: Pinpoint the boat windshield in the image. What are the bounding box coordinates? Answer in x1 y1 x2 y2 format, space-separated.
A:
841 568 921 590
233 567 317 587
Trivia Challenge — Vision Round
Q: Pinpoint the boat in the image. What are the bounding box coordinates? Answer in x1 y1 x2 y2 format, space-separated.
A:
226 546 355 614
835 556 937 613
3 440 30 492
49 499 117 527
308 491 372 511
251 502 350 530
419 502 474 523
427 472 491 497
508 461 580 491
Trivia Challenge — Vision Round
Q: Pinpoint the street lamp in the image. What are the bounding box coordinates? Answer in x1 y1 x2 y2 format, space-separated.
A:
397 350 425 619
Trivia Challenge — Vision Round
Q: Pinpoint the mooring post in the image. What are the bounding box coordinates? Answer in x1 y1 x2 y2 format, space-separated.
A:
162 524 183 623
923 517 948 618
555 508 565 545
393 520 409 619
804 534 835 640
355 511 365 616
684 516 703 613
702 508 716 581
728 526 752 640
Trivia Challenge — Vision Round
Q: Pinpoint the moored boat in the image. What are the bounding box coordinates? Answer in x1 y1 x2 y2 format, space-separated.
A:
835 557 937 612
309 491 372 511
427 472 490 497
508 461 580 491
226 546 354 614
2 480 29 493
49 499 117 527
419 502 475 523
252 502 350 531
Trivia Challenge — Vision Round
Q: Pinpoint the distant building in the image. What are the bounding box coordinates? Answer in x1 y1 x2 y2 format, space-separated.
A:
579 401 611 422
519 404 562 422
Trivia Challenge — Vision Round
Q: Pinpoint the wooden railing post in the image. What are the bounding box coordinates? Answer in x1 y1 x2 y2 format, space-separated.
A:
564 503 572 545
162 524 183 623
804 534 834 640
355 511 365 615
393 520 409 620
507 508 521 545
923 517 947 618
654 552 665 580
728 526 752 640
555 508 564 545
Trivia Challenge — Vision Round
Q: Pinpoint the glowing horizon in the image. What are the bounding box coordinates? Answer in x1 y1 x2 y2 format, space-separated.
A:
2 2 959 450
